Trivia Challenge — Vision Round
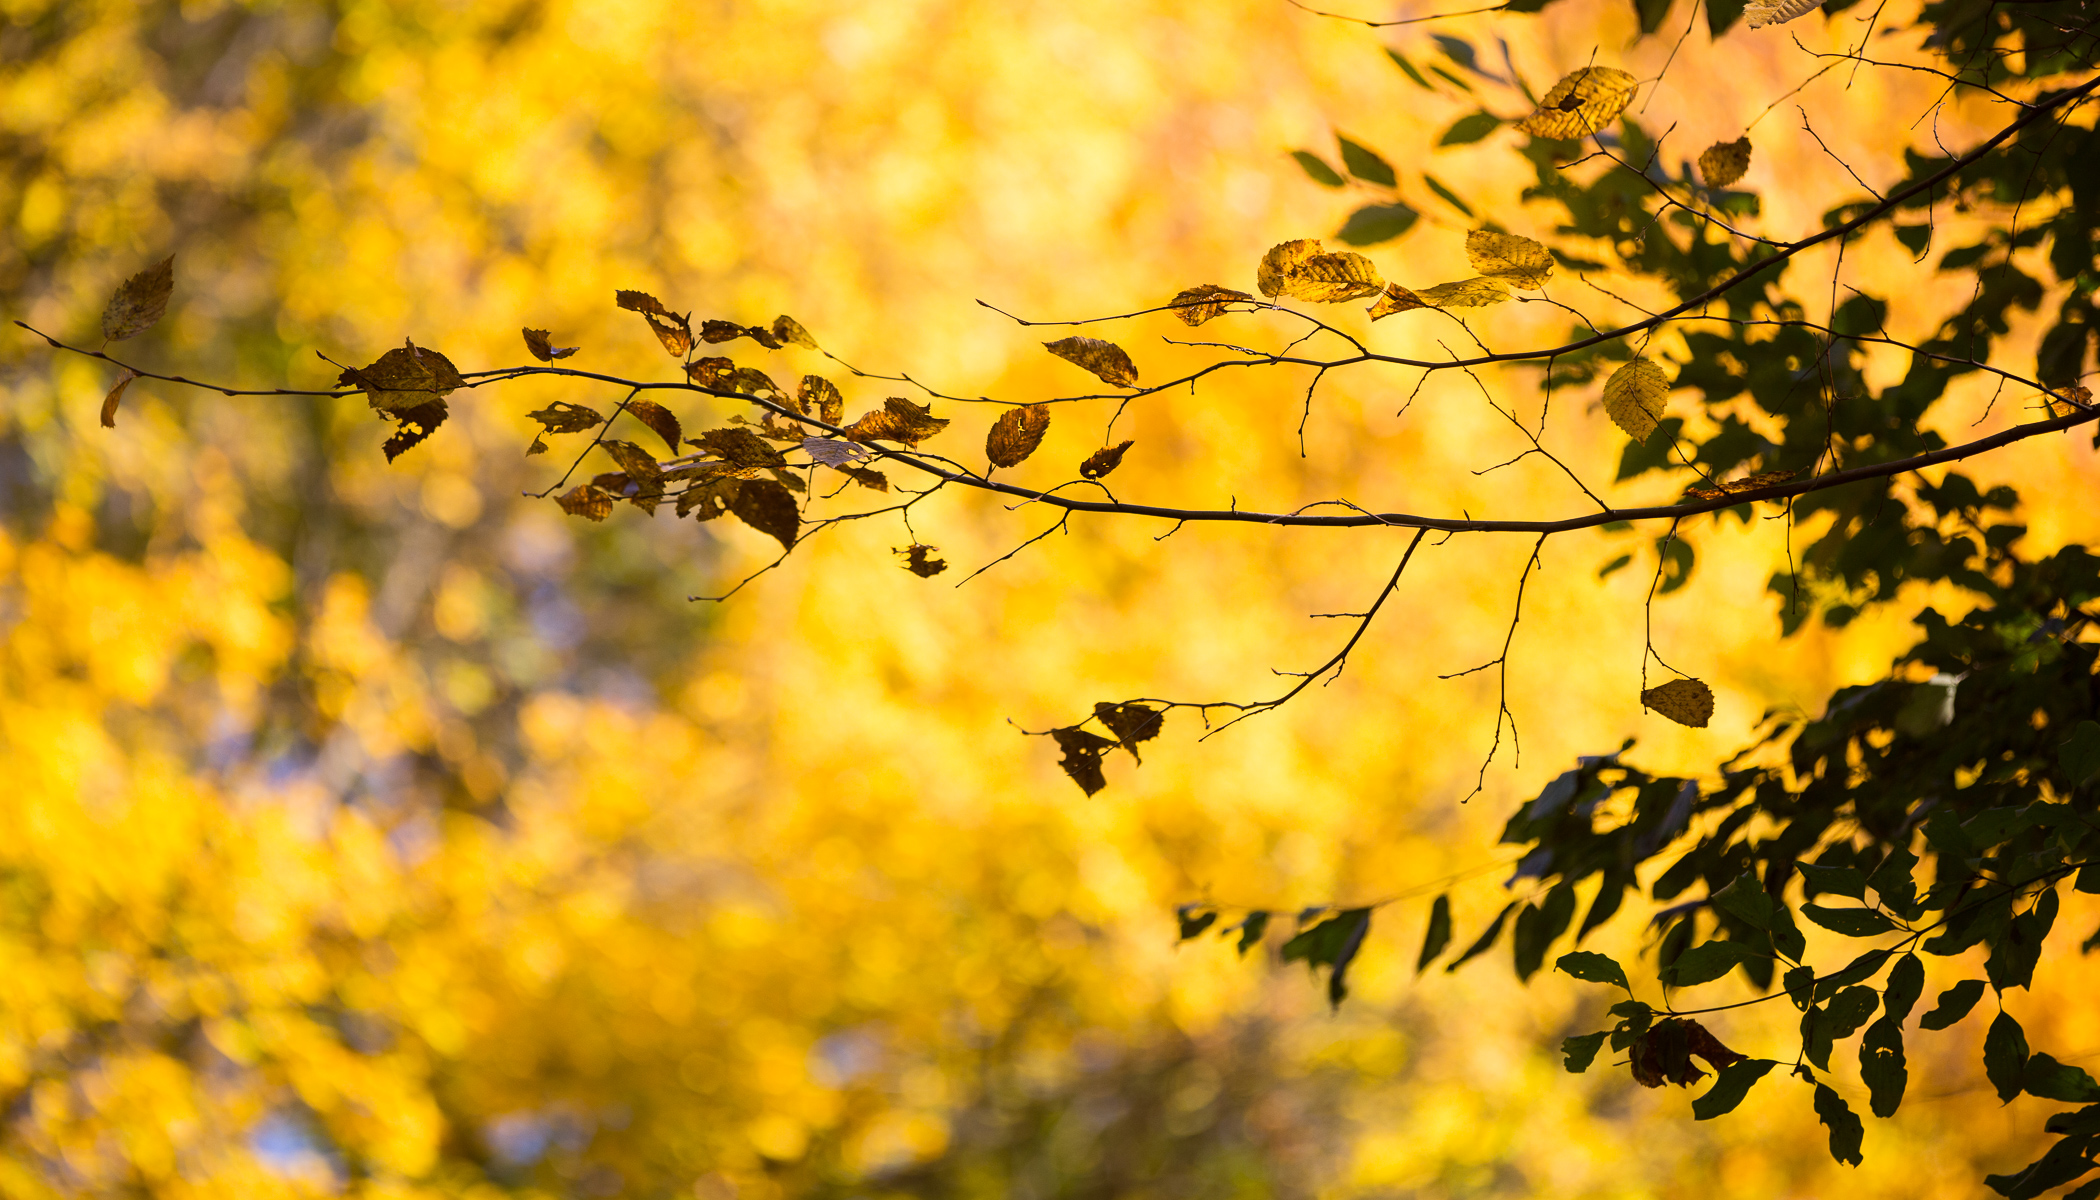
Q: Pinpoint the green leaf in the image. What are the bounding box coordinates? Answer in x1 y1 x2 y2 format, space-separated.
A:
1784 964 1816 1010
1421 173 1474 218
1384 48 1435 90
1801 903 1899 937
1562 1030 1608 1072
1336 136 1396 187
1235 910 1270 956
1446 902 1516 973
1281 908 1372 1008
1710 871 1774 929
1861 1016 1908 1118
1512 884 1575 980
1815 949 1893 1001
1417 894 1452 971
1883 954 1924 1023
1335 203 1419 247
1178 905 1218 940
1556 950 1631 991
1814 1083 1865 1167
1866 846 1921 919
1438 111 1502 146
1664 939 1753 987
2025 1054 2100 1103
2063 721 2100 786
1799 863 1868 900
1291 150 1345 188
1825 985 1880 1040
1769 902 1807 962
1692 1058 1778 1120
1986 1011 2032 1102
1920 979 1988 1030
1963 807 2026 850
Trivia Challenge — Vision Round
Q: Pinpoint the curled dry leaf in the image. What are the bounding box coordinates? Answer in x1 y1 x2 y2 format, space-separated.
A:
772 315 817 349
625 398 683 454
1698 138 1753 188
898 544 948 577
799 375 844 424
986 403 1051 468
844 398 950 447
1169 283 1253 326
1602 357 1669 441
1080 440 1134 480
525 401 603 434
102 255 174 342
1744 0 1821 26
727 477 799 550
843 467 889 491
1092 701 1164 761
526 435 548 456
643 311 693 358
616 289 671 316
100 368 139 428
700 319 748 344
557 483 616 521
1641 677 1715 728
692 426 787 470
1415 277 1512 309
337 339 465 462
1257 239 1322 298
1282 251 1385 303
800 437 868 468
600 439 662 481
1051 727 1119 796
1368 283 1428 320
1630 1018 1741 1088
1514 67 1638 140
1043 336 1139 388
522 328 578 361
1465 230 1554 290
1685 469 1799 500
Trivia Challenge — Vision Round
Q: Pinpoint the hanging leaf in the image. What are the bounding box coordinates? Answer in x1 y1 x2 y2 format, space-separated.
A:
1236 911 1271 956
1630 1017 1742 1087
1092 701 1163 760
1336 203 1420 247
1465 230 1555 290
727 367 784 401
1336 136 1396 187
843 398 950 446
1169 284 1253 326
986 403 1052 468
1369 283 1428 320
522 328 578 361
692 426 788 471
677 475 741 520
799 375 845 424
772 314 818 349
102 255 174 341
1663 939 1752 986
1557 950 1632 991
600 439 661 479
556 483 616 521
1603 356 1670 441
843 467 889 491
1439 111 1503 145
1986 1012 2032 1102
1514 67 1639 140
616 290 692 358
1282 251 1385 303
1044 337 1139 387
1563 1032 1609 1072
1290 150 1345 188
1743 0 1822 26
1860 1017 1908 1117
1257 239 1323 298
801 437 868 468
1699 137 1753 188
1280 908 1372 1007
1446 901 1517 971
700 319 748 344
1051 726 1118 795
99 367 139 428
617 290 671 315
526 401 604 434
726 477 799 550
1417 894 1453 971
527 435 548 456
1178 905 1219 940
1693 1059 1778 1119
1813 1084 1864 1167
1080 440 1135 480
626 399 683 454
1415 277 1511 308
1641 677 1714 727
898 544 948 577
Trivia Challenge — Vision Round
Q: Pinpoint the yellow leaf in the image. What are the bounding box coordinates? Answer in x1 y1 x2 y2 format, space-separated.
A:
1080 440 1134 480
1744 0 1821 26
618 291 693 358
1282 251 1384 303
1465 230 1554 290
1514 67 1638 140
1641 678 1714 728
843 398 950 446
986 403 1051 468
1368 284 1428 320
1602 357 1669 441
1414 277 1511 309
100 367 139 428
1698 138 1753 188
522 328 578 361
1169 284 1252 326
1256 239 1322 298
1043 337 1139 387
102 255 173 341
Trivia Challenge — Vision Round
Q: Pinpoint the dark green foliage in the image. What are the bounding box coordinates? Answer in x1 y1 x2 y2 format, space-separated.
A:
1281 908 1371 1007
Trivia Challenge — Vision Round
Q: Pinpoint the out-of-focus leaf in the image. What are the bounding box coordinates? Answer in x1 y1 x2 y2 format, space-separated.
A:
1711 871 1775 929
1563 1031 1609 1072
800 375 845 425
1044 337 1139 387
987 404 1051 468
1178 905 1218 940
2060 720 2100 786
1439 111 1502 145
626 399 683 454
1698 138 1753 188
526 401 604 434
1446 901 1516 972
1744 0 1822 26
1641 677 1713 727
772 314 817 348
102 255 174 341
1336 136 1396 187
1169 284 1253 326
898 543 948 577
1257 239 1323 298
1080 440 1135 480
1092 701 1163 760
557 483 616 521
522 328 578 361
1514 67 1638 140
1369 284 1428 320
1465 230 1554 289
1237 911 1271 956
801 438 867 468
100 368 138 428
1418 894 1453 971
1693 1059 1778 1119
1603 357 1669 441
1291 150 1345 187
1336 204 1420 246
1557 950 1631 990
1051 726 1118 795
1282 251 1384 302
844 398 950 446
843 467 889 491
527 435 548 456
1813 1084 1864 1166
1415 277 1511 308
727 477 799 550
1281 907 1371 1007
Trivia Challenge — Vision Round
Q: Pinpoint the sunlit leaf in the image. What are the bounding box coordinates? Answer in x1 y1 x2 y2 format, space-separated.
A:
1744 0 1821 27
100 367 138 428
626 399 683 454
1080 440 1134 480
844 398 950 446
727 477 799 550
1043 336 1139 387
688 357 735 388
728 367 784 401
1603 356 1669 441
338 339 464 462
1283 251 1384 303
898 543 948 577
986 403 1051 468
557 483 616 521
1641 677 1713 727
1465 230 1554 290
799 375 846 425
1369 283 1428 320
1698 137 1753 188
102 255 174 341
693 426 788 470
647 313 693 357
522 328 578 361
1092 701 1163 760
772 314 818 349
1514 67 1638 140
1169 284 1253 326
1051 726 1118 795
1415 277 1510 308
1257 239 1322 298
526 401 604 434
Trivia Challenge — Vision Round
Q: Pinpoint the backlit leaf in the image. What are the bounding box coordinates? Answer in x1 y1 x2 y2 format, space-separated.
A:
1557 950 1631 991
1369 284 1428 320
616 289 672 315
771 314 818 348
1800 903 1898 937
522 328 578 361
100 368 138 428
600 439 661 480
1335 204 1420 247
1169 284 1253 326
1044 337 1139 387
1415 277 1511 308
626 399 683 454
1665 939 1751 986
2023 1054 2100 1103
1257 239 1322 298
688 357 735 388
1281 908 1371 1007
1563 1031 1609 1072
693 427 788 470
1603 357 1670 441
1813 1083 1864 1166
1290 150 1345 188
1051 726 1118 795
102 255 174 341
986 404 1051 468
800 375 845 425
1418 894 1452 971
2060 720 2100 786
1282 251 1384 303
1465 230 1554 289
1641 677 1713 727
1698 137 1753 188
898 543 948 577
643 310 693 358
1860 1016 1908 1117
1092 701 1163 760
801 437 868 468
526 401 604 434
556 483 615 521
844 398 950 446
527 435 547 456
1080 440 1134 480
1438 111 1502 145
1986 1012 2031 1102
1744 0 1821 26
727 477 799 550
1178 905 1218 940
1336 136 1395 187
1514 67 1638 140
1236 911 1271 956
338 340 464 462
1694 1059 1778 1119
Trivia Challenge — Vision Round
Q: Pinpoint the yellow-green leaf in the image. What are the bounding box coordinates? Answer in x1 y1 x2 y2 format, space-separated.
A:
1043 337 1139 388
1415 277 1511 309
1514 67 1638 140
1698 138 1753 188
1257 239 1322 298
1641 677 1714 728
1465 230 1554 290
986 403 1051 468
102 255 174 341
1602 356 1669 441
1282 251 1385 303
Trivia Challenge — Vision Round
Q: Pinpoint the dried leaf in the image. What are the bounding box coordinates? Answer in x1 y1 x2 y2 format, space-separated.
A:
898 544 948 577
843 467 889 491
557 483 616 521
1169 284 1252 326
1368 283 1428 320
525 401 604 434
727 367 784 401
527 435 548 456
102 255 174 341
1257 239 1322 298
1642 677 1715 728
1514 67 1639 140
1093 701 1163 761
1051 727 1118 796
1743 0 1821 26
600 440 665 513
693 426 788 470
1465 230 1555 290
522 328 578 361
616 290 672 316
1602 356 1669 441
643 310 693 359
100 367 139 428
380 403 448 462
772 315 818 349
1080 440 1134 480
1415 277 1512 308
801 437 868 468
727 477 799 550
1283 251 1385 303
700 319 747 344
843 398 950 447
338 340 464 462
1685 469 1799 500
1631 1018 1741 1088
1698 138 1753 188
677 476 741 520
1044 337 1139 388
626 399 683 455
687 357 735 388
800 375 844 424
986 403 1051 468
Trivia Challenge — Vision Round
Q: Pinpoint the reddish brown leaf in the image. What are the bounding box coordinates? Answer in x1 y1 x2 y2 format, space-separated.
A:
727 477 799 550
1080 440 1134 480
898 544 948 577
557 484 616 521
100 367 139 428
525 401 603 434
626 399 683 454
1051 727 1118 796
844 398 950 447
102 255 174 341
986 403 1051 468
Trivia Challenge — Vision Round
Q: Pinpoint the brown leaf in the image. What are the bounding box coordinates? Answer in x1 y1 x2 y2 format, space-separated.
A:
1414 277 1512 309
102 255 174 342
1683 1020 1744 1071
100 367 139 428
1368 283 1428 320
1257 239 1322 298
801 437 868 468
1698 138 1753 189
1641 677 1714 728
1093 701 1163 761
380 402 448 462
626 399 683 455
525 401 604 434
986 403 1051 468
700 319 747 344
1514 67 1638 140
1743 0 1821 26
844 467 889 491
687 357 735 388
844 398 950 447
727 477 799 550
557 483 616 521
1465 230 1554 290
693 426 788 470
1169 284 1253 326
616 290 672 316
677 475 742 520
1282 251 1384 303
522 328 578 361
1051 726 1118 796
772 314 818 349
1080 440 1134 480
1044 337 1139 388
643 310 693 359
527 435 548 456
799 375 844 424
898 544 948 577
727 367 784 401
337 339 466 416
600 440 665 513
1685 469 1799 500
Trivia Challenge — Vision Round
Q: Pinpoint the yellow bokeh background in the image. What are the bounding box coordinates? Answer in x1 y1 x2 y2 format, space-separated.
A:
3 0 2098 1195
